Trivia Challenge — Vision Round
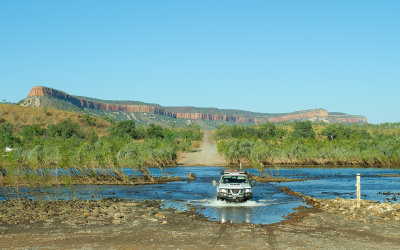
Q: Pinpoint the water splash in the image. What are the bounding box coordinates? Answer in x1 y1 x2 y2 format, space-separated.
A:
189 198 276 207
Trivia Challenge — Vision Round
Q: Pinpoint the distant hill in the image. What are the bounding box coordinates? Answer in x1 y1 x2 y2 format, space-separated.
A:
20 86 367 128
0 104 112 136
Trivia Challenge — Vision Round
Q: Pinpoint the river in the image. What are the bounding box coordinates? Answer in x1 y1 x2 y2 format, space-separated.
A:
2 166 400 224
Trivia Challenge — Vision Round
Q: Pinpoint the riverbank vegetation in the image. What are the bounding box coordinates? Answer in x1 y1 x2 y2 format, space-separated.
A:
215 122 400 168
0 113 202 186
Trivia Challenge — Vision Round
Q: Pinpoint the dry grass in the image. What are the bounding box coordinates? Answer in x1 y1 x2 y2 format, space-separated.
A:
0 174 181 187
0 104 112 136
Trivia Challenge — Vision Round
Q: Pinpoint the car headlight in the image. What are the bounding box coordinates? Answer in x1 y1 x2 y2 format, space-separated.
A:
219 188 227 193
244 189 252 193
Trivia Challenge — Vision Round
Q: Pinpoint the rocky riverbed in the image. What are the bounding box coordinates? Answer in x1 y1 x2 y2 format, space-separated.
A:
1 194 400 248
280 186 400 222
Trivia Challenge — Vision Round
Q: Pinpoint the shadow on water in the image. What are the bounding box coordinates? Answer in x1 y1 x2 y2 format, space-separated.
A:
1 166 400 224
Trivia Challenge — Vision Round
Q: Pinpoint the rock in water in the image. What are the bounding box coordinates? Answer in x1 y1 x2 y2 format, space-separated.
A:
187 173 196 181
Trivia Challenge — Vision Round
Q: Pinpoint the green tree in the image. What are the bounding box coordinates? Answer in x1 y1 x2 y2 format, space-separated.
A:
250 141 269 166
0 123 20 146
321 124 370 141
238 139 254 160
224 139 241 164
292 121 315 139
21 124 46 142
48 119 83 139
221 138 254 165
147 124 164 139
112 120 137 139
321 124 345 141
257 123 277 140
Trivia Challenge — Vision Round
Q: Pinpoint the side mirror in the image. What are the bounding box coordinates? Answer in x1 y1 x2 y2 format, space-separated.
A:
212 180 217 186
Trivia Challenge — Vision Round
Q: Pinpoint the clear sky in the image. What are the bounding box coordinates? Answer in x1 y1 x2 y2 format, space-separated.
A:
0 0 399 123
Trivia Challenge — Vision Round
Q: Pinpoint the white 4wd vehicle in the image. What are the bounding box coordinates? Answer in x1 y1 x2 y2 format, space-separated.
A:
216 169 253 202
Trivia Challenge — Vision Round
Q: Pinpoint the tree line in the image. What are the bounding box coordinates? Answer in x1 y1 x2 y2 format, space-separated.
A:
215 121 400 168
0 119 202 186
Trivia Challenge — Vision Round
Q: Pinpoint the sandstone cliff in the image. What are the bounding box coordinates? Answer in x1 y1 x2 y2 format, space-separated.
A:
267 109 329 123
25 86 367 124
328 115 367 123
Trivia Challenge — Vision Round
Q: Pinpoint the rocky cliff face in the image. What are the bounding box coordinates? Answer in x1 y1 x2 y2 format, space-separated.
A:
267 109 329 123
26 86 367 124
27 86 271 123
328 115 367 123
28 86 166 113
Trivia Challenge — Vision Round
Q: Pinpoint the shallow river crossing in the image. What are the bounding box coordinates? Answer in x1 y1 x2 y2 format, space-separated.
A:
2 167 400 224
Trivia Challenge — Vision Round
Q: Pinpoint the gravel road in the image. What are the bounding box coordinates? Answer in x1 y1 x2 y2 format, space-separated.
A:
178 130 226 166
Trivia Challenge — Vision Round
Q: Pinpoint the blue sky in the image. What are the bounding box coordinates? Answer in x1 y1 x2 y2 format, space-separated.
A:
0 0 399 123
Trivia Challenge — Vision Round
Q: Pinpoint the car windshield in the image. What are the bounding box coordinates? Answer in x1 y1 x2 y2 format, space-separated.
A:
222 175 248 184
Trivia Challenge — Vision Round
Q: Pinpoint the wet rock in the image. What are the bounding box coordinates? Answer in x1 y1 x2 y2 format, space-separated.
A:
187 173 196 181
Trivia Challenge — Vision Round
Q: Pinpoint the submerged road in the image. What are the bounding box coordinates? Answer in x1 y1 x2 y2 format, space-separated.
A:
178 130 226 166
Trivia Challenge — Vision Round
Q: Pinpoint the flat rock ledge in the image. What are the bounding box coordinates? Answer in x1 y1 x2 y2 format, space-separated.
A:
0 199 206 227
280 186 400 222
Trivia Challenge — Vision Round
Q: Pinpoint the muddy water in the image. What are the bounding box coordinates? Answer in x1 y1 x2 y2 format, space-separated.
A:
2 167 400 224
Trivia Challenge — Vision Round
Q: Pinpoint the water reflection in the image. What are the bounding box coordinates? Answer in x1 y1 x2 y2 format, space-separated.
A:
220 207 251 223
189 199 268 223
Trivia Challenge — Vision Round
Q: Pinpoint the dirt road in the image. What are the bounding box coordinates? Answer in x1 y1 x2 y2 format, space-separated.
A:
178 130 226 166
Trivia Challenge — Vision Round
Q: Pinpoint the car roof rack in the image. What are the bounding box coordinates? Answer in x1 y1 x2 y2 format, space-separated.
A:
221 169 248 175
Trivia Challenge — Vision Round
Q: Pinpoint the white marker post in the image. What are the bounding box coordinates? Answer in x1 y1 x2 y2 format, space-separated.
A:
356 174 361 208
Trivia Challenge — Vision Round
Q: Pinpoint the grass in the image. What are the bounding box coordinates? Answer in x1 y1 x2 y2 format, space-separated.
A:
0 104 112 136
215 122 400 168
0 106 203 188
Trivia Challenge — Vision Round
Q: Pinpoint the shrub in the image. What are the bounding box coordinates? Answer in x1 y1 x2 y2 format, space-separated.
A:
0 123 20 147
292 121 315 139
48 119 83 139
112 120 137 139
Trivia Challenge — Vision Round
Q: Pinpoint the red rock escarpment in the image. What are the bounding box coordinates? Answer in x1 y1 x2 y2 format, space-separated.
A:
29 86 179 116
28 87 273 122
267 109 329 123
27 86 366 123
329 116 368 123
174 113 266 123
